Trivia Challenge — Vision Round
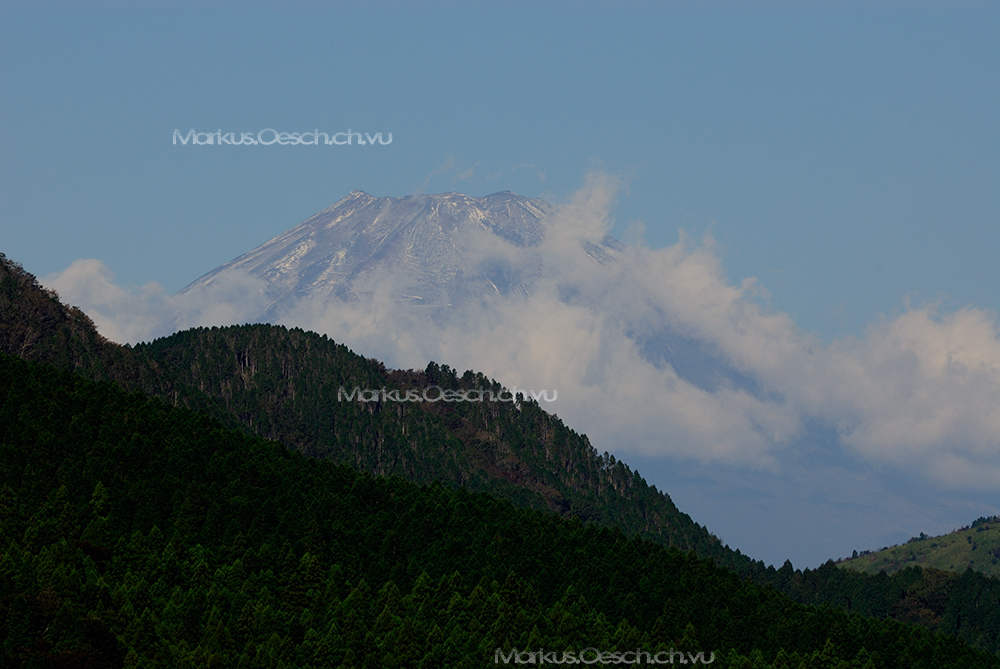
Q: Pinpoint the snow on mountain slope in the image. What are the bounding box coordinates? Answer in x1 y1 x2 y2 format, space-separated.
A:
181 190 557 319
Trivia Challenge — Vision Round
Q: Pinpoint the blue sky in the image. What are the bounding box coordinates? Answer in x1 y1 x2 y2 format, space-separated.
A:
4 2 996 341
2 2 999 566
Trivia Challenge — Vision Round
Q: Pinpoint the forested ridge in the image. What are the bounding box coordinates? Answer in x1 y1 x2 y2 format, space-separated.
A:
135 325 732 559
5 252 1000 658
0 252 743 562
1 353 997 667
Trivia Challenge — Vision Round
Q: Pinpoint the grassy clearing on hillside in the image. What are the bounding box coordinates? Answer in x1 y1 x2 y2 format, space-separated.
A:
841 521 1000 578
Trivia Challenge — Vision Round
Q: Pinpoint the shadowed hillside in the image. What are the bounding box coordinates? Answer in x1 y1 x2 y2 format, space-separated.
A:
2 352 998 667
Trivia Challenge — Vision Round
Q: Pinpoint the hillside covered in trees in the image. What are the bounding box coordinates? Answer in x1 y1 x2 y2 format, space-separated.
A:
5 251 1000 658
2 352 998 667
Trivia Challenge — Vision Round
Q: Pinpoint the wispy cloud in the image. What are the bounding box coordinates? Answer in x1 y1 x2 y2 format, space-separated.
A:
414 156 458 194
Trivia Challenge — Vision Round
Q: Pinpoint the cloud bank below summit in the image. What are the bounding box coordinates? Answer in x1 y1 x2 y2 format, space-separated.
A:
43 177 1000 563
45 258 269 346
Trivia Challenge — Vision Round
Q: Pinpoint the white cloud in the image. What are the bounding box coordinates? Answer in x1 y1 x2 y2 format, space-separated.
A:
42 259 268 344
43 176 1000 493
822 307 1000 485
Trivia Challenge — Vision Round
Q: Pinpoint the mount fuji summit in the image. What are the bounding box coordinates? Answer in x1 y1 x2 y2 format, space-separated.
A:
181 190 577 320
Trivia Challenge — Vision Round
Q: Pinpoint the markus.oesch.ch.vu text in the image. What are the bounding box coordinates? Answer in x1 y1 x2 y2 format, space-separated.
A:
338 386 558 404
172 128 392 145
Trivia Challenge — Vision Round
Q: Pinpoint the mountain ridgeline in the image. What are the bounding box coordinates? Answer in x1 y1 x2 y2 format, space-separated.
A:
133 325 731 560
6 251 1000 656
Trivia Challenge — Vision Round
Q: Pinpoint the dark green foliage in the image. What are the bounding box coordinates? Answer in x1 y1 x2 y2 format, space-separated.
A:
1 353 998 667
134 323 733 560
750 557 1000 653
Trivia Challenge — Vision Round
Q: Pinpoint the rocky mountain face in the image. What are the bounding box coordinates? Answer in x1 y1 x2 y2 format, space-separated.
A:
181 190 560 320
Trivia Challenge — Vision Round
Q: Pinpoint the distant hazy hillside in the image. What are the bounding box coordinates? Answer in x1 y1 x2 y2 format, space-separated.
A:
840 517 1000 578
